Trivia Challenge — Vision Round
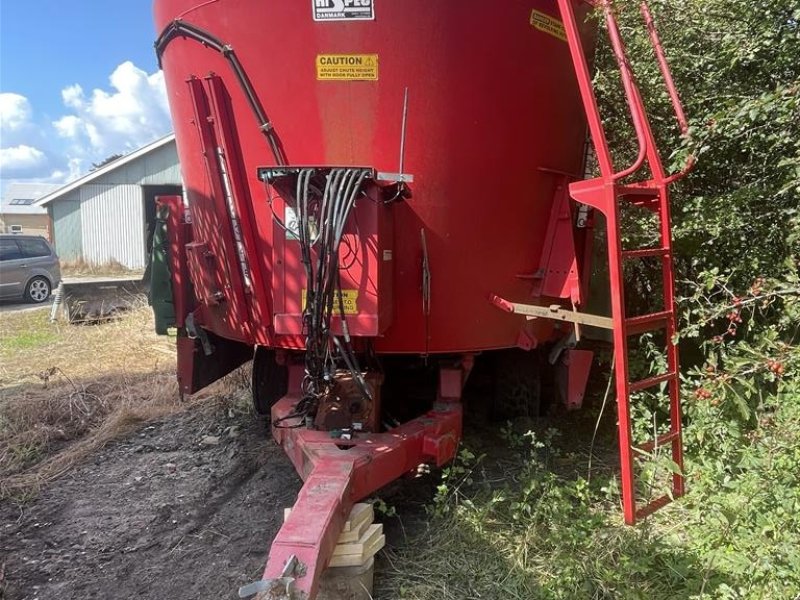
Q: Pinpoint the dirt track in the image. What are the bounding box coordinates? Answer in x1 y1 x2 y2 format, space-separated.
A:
0 409 302 600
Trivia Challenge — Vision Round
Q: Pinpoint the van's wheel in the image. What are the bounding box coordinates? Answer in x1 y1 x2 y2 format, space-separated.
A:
25 277 51 303
252 347 289 418
491 348 542 421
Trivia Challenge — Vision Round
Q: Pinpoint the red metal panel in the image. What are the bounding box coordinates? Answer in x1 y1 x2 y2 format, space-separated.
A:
205 75 275 345
157 195 192 328
185 76 253 344
564 349 593 411
175 335 195 396
185 242 222 306
154 0 593 354
271 183 392 337
533 176 583 304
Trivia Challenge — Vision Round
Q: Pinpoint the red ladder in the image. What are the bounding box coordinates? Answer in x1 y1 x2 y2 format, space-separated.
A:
556 0 695 524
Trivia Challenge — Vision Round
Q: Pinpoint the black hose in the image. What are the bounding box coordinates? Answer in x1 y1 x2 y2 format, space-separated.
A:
296 168 374 415
154 19 287 165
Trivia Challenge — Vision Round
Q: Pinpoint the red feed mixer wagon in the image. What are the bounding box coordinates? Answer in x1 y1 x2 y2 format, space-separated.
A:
151 0 694 597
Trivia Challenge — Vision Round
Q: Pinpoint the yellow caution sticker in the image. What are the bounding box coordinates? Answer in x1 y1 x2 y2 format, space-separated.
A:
530 9 567 42
302 289 360 315
316 54 379 81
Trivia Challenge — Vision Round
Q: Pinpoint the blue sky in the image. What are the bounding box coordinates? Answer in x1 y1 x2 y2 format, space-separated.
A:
0 2 172 192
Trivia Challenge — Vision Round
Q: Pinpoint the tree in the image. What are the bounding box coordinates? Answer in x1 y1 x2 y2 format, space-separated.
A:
595 0 799 287
595 0 800 489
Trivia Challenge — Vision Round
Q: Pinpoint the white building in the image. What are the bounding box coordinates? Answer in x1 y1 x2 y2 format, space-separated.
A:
36 134 181 269
0 182 61 238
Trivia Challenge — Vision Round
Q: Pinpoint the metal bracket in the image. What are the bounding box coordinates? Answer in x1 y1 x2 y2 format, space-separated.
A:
185 312 215 356
548 330 578 366
376 172 415 183
239 555 301 599
489 294 614 330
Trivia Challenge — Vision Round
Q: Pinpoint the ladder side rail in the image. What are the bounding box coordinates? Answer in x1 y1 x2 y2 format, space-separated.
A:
557 0 616 179
603 185 638 525
638 2 688 498
567 0 695 184
600 1 651 181
656 187 686 498
640 2 696 184
561 0 660 183
605 0 682 183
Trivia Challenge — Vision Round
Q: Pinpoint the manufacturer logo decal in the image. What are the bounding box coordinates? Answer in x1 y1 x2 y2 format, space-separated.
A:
313 0 375 22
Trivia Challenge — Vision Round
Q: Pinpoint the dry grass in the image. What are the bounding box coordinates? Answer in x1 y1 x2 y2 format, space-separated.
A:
60 258 144 279
0 305 246 500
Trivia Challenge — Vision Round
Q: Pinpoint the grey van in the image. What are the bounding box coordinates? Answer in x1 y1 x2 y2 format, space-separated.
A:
0 234 61 303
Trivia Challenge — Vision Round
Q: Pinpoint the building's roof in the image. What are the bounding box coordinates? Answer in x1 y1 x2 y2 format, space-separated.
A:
1 182 61 215
36 133 177 207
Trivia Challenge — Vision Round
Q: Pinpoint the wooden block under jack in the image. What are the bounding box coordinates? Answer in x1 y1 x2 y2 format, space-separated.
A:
284 503 374 544
340 503 374 535
318 557 376 600
328 533 386 568
332 524 383 557
283 502 386 568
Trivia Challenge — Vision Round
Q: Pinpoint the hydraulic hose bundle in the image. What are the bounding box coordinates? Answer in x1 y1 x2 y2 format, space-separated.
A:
274 168 374 427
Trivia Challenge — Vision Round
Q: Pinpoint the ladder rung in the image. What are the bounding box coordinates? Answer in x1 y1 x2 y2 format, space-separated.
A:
622 248 669 260
636 431 681 455
630 371 677 393
617 185 660 198
616 187 662 211
636 495 673 520
629 199 660 211
625 311 672 335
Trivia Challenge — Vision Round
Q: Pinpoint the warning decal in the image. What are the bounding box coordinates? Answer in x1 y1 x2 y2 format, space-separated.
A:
530 9 567 42
313 0 374 22
302 289 360 315
316 54 379 81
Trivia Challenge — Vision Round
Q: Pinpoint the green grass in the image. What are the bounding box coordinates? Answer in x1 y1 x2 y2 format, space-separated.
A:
2 327 58 352
379 389 800 600
0 309 54 352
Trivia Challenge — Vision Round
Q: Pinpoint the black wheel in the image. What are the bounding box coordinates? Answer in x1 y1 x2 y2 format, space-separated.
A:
252 347 289 417
491 348 542 421
25 276 51 304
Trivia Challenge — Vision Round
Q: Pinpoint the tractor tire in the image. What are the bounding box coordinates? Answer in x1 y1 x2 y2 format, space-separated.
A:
25 276 51 304
252 347 289 418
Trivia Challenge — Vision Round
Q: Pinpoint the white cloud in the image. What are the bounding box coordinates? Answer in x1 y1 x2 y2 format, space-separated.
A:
53 61 171 159
0 94 52 181
62 84 84 110
0 145 47 175
1 61 171 188
53 115 82 139
0 93 33 132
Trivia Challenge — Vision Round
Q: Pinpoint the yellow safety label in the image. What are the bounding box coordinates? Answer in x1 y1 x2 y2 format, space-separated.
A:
530 9 567 42
316 54 379 81
302 289 360 315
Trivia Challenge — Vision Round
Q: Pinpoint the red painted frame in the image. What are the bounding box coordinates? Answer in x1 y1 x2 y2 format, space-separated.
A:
260 364 464 599
558 0 694 524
